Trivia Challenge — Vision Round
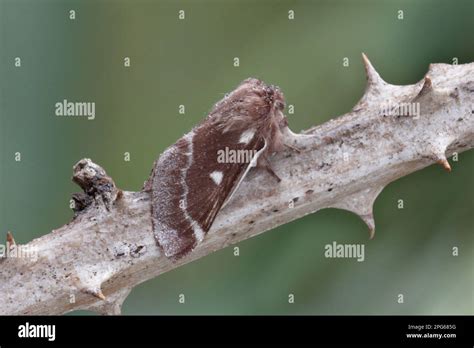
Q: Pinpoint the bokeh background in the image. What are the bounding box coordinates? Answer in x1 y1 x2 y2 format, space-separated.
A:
1 0 473 315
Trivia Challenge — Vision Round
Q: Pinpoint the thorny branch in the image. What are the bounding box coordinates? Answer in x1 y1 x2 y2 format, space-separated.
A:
0 55 472 315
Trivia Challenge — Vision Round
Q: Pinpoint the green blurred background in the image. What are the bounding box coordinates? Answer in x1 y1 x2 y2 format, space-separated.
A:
1 0 473 315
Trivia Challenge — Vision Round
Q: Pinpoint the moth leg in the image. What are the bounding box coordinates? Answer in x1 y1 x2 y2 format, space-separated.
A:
262 164 281 182
257 156 281 182
284 143 302 153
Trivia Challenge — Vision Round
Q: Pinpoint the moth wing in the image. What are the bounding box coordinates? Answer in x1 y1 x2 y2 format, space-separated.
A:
182 126 264 235
221 138 267 208
151 125 264 258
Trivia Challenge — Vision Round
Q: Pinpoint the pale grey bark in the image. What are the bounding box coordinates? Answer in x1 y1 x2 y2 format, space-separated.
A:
0 55 472 315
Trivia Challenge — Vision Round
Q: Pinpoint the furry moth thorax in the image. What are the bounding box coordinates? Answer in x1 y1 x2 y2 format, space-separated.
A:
149 78 290 259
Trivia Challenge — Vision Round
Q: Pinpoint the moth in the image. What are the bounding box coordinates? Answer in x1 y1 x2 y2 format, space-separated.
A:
146 78 292 259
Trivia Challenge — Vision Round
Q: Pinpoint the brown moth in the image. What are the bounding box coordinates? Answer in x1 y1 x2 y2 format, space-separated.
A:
146 78 290 259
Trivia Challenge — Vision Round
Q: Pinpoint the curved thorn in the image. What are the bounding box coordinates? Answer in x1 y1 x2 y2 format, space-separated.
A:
7 231 16 250
84 288 107 301
93 289 106 301
6 231 16 247
417 75 433 98
436 158 452 172
96 290 106 301
360 213 376 239
361 52 384 86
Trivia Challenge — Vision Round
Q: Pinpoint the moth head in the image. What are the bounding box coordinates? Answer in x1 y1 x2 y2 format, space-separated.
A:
237 78 285 115
207 78 289 144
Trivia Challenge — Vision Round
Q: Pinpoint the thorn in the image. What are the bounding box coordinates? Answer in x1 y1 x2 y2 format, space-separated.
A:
115 189 123 201
436 158 451 172
416 75 433 99
361 53 384 86
92 289 106 301
84 287 107 301
6 231 16 249
368 227 375 240
95 290 106 301
360 213 376 239
423 75 432 89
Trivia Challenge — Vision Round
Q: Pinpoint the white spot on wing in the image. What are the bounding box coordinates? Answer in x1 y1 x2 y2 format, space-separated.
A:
239 128 256 144
210 171 223 185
